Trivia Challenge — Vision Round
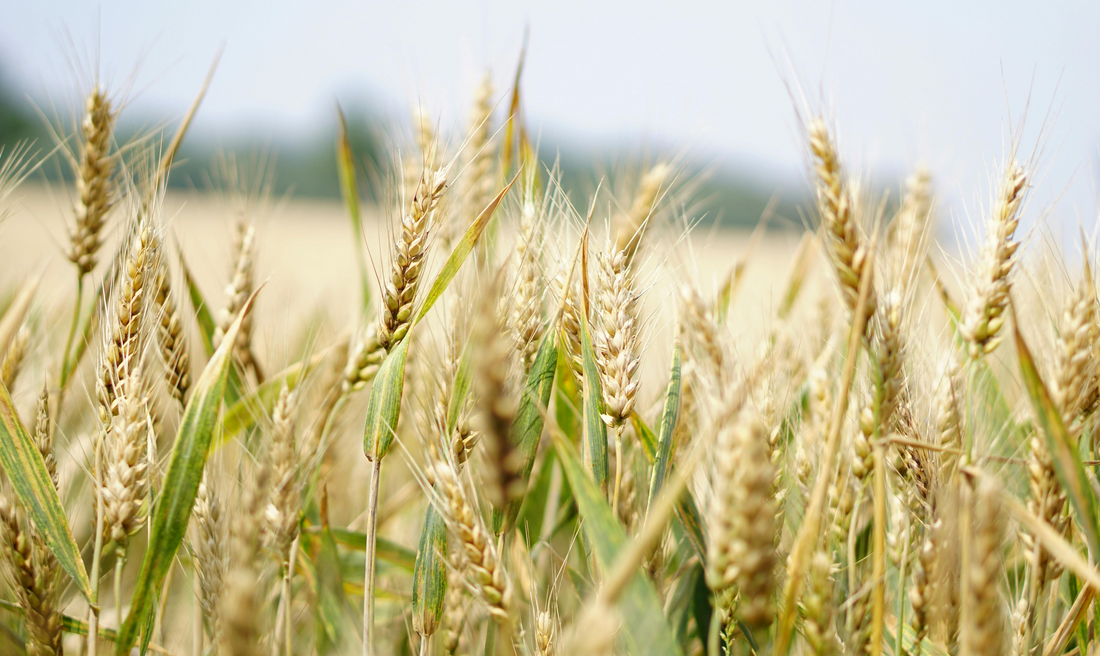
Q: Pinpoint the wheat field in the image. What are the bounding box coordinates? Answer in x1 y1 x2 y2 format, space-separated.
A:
0 58 1094 656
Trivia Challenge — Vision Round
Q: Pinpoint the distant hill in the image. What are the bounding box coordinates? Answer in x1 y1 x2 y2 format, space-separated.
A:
0 70 804 229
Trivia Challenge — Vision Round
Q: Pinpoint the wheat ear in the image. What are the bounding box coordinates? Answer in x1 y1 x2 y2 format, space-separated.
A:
428 461 513 625
68 87 117 277
808 118 876 322
960 162 1027 358
192 474 228 644
379 167 448 351
264 384 301 562
616 162 670 266
963 478 1006 656
706 406 777 629
152 246 191 407
0 495 63 656
0 324 28 390
594 245 641 514
215 221 260 380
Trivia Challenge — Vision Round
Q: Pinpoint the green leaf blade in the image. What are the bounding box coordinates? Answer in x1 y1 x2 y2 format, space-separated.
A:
0 381 91 600
647 342 683 515
362 338 410 461
499 329 557 531
579 306 608 497
411 502 447 637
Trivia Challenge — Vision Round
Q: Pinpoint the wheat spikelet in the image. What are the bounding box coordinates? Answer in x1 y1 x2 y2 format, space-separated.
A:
1051 271 1098 440
963 478 1006 656
429 461 513 625
594 245 641 513
536 610 556 656
960 162 1027 358
854 289 907 484
215 221 259 379
910 522 938 655
342 324 383 394
0 324 28 390
379 167 448 351
808 118 875 318
152 248 191 406
616 162 670 265
68 87 117 277
101 368 150 549
706 406 777 629
264 385 300 562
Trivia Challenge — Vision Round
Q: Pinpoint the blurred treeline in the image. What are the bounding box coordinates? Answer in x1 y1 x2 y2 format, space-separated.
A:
0 66 801 228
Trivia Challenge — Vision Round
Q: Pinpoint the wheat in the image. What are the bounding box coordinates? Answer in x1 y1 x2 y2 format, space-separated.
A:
152 248 191 406
961 162 1027 358
706 406 777 629
264 384 300 562
428 461 513 625
616 162 670 265
475 289 520 511
808 118 875 318
803 550 836 656
0 324 28 390
509 180 545 372
68 87 117 277
192 474 228 641
215 221 260 379
0 495 63 656
101 368 150 549
963 478 1006 656
379 167 448 351
97 219 153 425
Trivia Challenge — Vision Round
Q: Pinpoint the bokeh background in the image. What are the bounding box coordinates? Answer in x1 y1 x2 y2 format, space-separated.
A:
2 0 1099 240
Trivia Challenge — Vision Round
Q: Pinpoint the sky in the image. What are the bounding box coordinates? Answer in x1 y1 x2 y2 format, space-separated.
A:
3 0 1099 243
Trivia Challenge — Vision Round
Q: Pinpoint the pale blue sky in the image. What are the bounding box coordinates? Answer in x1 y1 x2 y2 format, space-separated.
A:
3 1 1099 241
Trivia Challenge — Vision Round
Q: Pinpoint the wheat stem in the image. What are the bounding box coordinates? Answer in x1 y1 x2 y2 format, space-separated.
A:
363 458 381 656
